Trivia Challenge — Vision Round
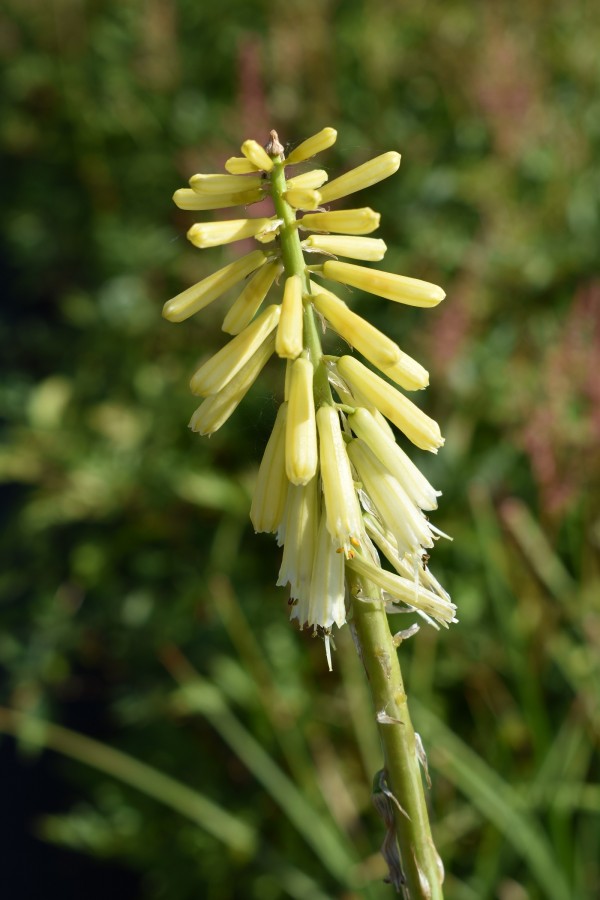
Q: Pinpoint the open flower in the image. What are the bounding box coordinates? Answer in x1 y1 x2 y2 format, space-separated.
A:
163 128 452 660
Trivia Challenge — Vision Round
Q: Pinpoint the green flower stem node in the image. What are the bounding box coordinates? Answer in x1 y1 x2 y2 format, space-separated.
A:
270 159 333 406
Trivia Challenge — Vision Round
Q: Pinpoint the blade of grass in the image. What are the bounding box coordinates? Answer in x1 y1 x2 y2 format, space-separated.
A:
161 645 366 891
413 701 572 900
0 705 255 855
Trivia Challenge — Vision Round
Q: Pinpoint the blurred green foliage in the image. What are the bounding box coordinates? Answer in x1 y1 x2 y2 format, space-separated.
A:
1 0 599 898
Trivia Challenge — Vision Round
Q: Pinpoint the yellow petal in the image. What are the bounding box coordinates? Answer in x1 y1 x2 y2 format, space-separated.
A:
303 234 387 261
187 217 273 249
312 288 401 369
173 188 263 210
306 513 346 629
336 355 444 452
285 169 329 190
285 128 337 166
162 250 266 323
225 156 261 174
347 439 435 557
286 357 318 485
190 304 280 396
241 139 274 172
318 151 401 203
250 403 289 533
323 260 445 308
347 554 457 626
299 208 380 236
277 476 319 602
316 404 363 553
348 407 440 510
188 334 275 435
222 260 282 335
283 188 322 210
276 275 304 359
189 173 264 194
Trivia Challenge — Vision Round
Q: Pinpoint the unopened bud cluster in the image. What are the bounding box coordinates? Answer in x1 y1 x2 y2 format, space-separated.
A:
164 127 456 667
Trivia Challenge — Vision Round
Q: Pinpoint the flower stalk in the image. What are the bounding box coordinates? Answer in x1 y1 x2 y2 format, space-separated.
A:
163 127 454 897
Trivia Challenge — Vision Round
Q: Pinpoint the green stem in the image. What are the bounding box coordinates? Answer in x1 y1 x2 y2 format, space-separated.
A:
270 159 332 407
270 146 443 897
348 574 444 899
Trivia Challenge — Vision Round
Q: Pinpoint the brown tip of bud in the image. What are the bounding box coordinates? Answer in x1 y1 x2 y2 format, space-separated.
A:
266 129 284 159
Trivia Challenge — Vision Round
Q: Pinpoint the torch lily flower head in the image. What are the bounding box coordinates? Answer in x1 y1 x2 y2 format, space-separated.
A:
163 127 452 663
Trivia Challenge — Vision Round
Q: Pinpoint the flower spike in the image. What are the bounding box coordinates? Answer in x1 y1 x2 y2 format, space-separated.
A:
163 128 452 895
164 126 450 637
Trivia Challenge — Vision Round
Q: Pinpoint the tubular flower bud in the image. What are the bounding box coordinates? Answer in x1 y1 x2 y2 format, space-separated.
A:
189 172 265 194
323 260 445 308
250 403 289 534
222 260 283 335
285 127 338 165
225 156 261 174
286 357 318 485
173 188 263 210
241 139 274 172
276 275 304 359
312 288 401 370
348 407 440 511
307 513 346 630
347 438 435 558
316 404 363 554
163 126 452 656
189 334 275 435
187 217 274 249
285 169 329 190
277 475 319 602
347 554 457 626
299 208 380 236
337 355 444 452
319 151 401 204
283 188 322 210
303 235 387 261
190 304 280 397
163 250 266 323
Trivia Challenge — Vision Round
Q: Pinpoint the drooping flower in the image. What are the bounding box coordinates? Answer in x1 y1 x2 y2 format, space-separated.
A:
163 128 453 662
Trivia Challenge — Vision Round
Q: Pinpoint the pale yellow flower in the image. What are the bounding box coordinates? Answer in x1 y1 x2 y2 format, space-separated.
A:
189 172 264 194
286 357 318 485
190 304 280 397
165 127 452 644
285 169 329 190
347 438 435 557
188 334 275 435
187 217 274 249
312 288 401 370
277 475 319 601
316 404 363 554
318 151 401 204
250 403 289 534
241 139 274 172
283 188 322 210
163 249 266 323
222 260 283 335
173 188 263 210
285 127 337 165
323 260 445 308
299 208 380 236
348 407 440 510
336 355 444 452
276 275 304 359
303 234 387 261
347 554 457 626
